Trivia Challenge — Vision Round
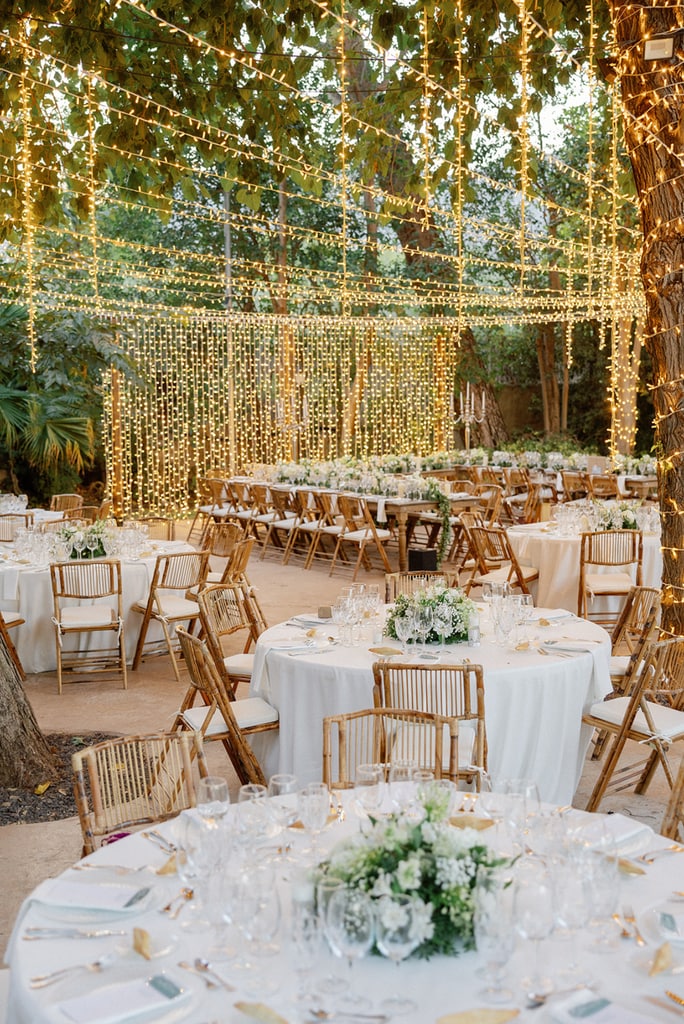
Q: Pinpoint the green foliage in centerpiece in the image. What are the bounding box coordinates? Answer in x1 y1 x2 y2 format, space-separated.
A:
385 584 476 644
316 787 503 959
596 500 639 530
58 519 107 558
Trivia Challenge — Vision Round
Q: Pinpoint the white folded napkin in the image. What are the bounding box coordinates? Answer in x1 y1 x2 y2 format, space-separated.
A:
290 614 330 626
268 640 321 653
55 971 190 1024
35 878 151 913
529 610 574 622
541 638 601 653
550 989 656 1023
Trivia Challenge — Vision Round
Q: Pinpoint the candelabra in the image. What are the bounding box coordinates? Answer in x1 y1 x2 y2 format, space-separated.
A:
453 382 486 451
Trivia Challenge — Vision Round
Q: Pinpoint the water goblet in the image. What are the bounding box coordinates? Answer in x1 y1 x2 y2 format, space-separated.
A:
324 886 375 1007
375 894 420 1014
414 603 435 658
197 775 230 827
393 611 415 655
237 782 269 845
473 864 515 1004
388 759 417 812
267 773 299 865
513 858 555 1000
353 763 384 823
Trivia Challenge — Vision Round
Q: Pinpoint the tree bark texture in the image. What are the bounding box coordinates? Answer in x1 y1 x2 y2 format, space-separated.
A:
0 633 57 788
459 326 509 448
611 0 684 633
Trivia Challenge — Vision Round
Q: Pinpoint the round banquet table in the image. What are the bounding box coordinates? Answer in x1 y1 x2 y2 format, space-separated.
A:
507 524 663 615
0 540 192 674
249 608 612 805
4 793 682 1024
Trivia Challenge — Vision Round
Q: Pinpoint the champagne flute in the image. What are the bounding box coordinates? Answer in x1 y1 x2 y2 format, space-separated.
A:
197 775 230 827
473 864 515 1004
298 782 331 858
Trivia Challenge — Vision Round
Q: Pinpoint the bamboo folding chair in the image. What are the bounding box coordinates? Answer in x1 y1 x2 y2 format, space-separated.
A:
50 558 128 694
373 660 487 786
0 608 25 680
174 627 278 786
662 751 684 841
196 583 256 695
302 490 346 569
198 521 243 586
259 487 301 559
463 524 539 595
130 549 210 683
591 587 661 761
281 490 324 566
50 493 83 513
502 482 542 525
583 637 684 812
0 512 33 542
587 474 620 499
560 470 590 502
186 476 217 545
329 494 393 579
72 731 208 855
322 707 460 789
384 571 457 603
135 516 176 541
63 506 100 523
578 529 643 625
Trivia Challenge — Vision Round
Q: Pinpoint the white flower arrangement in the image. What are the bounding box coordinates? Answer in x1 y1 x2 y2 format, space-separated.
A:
317 786 503 959
544 451 566 471
596 500 640 530
385 584 476 644
491 450 515 467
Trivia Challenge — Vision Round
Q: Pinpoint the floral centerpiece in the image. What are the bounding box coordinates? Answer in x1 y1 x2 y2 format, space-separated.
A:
316 786 503 958
58 519 107 558
596 500 639 531
385 584 476 644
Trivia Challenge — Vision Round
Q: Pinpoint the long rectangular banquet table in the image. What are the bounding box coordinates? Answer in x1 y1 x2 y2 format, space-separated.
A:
249 608 612 805
4 791 682 1024
0 540 192 674
507 524 662 615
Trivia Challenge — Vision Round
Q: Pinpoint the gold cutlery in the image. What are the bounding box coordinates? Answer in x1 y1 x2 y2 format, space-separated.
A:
623 903 646 946
161 886 193 916
30 951 117 988
643 995 684 1017
638 844 684 864
667 991 684 1009
612 912 632 939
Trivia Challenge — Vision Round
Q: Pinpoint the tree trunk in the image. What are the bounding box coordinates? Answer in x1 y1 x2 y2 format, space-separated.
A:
612 315 643 455
536 323 561 435
458 326 509 448
0 633 57 788
611 0 684 634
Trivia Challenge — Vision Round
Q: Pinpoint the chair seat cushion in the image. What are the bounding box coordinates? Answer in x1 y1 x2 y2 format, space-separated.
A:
155 595 202 620
342 527 392 542
181 696 278 735
223 653 254 677
60 606 117 628
587 695 684 740
480 564 538 584
585 572 634 597
3 611 24 627
609 655 631 677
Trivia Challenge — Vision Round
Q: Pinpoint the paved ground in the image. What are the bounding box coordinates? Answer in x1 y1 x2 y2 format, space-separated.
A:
0 533 671 958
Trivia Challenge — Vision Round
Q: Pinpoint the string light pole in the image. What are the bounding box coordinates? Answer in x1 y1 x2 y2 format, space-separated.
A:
454 382 486 451
276 373 308 462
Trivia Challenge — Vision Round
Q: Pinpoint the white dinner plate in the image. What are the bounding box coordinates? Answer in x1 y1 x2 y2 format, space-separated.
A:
50 970 196 1024
35 879 159 923
639 902 684 947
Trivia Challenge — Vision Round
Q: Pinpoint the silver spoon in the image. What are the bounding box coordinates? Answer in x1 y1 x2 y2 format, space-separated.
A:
193 958 235 992
177 961 219 990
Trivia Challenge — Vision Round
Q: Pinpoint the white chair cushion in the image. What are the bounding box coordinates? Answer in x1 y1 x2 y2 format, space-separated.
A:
480 564 538 584
223 653 254 677
155 595 201 620
59 606 116 628
587 695 684 740
181 695 278 734
2 611 24 627
609 655 631 677
342 527 392 542
585 572 634 597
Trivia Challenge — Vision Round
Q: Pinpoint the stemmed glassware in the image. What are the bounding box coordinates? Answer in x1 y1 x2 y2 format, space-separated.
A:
375 894 420 1014
353 763 385 823
236 782 270 846
197 776 230 827
267 773 299 867
394 610 415 654
324 886 375 1007
473 864 515 1004
388 759 417 812
414 603 435 658
513 858 555 1000
298 782 331 858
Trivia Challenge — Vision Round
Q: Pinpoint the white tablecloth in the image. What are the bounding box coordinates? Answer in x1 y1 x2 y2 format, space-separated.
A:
0 541 192 674
250 610 612 804
4 795 681 1024
508 525 662 614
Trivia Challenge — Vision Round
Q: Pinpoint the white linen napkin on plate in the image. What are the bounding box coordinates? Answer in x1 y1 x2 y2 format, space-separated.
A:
550 988 657 1023
35 878 151 913
54 971 190 1024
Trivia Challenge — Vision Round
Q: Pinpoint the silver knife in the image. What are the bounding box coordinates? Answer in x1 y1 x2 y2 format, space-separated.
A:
288 646 337 658
23 927 127 940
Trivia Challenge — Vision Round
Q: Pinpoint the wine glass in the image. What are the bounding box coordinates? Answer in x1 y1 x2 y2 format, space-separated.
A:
432 602 452 647
324 887 375 1007
290 872 323 1002
315 876 348 996
513 858 555 1000
473 864 515 1004
414 603 435 658
173 811 210 934
388 759 417 812
267 773 299 865
237 782 270 844
550 850 592 986
298 782 331 857
375 894 420 1014
197 776 230 827
394 611 415 655
353 763 385 823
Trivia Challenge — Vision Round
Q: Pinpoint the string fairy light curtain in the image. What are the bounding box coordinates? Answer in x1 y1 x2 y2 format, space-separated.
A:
0 0 647 511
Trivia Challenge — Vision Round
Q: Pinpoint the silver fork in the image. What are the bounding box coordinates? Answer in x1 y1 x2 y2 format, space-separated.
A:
623 903 646 946
30 951 117 988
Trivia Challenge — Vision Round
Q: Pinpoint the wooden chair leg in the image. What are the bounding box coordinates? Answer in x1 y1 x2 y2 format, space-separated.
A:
635 742 675 794
132 609 153 670
585 730 631 812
